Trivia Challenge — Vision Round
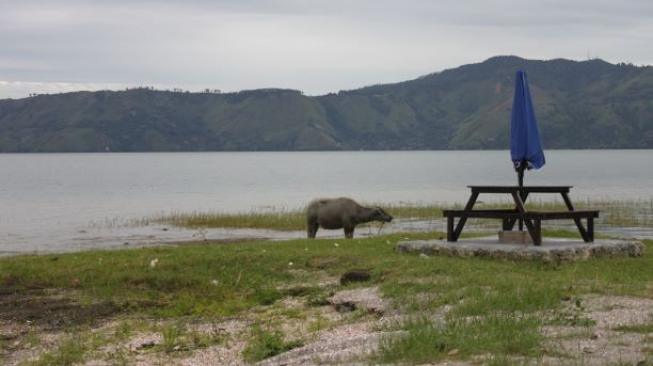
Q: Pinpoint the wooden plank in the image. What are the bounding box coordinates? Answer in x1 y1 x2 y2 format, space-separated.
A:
511 191 539 245
502 218 512 231
443 209 520 216
444 211 524 219
505 217 517 230
443 210 598 220
518 191 529 231
526 210 599 220
561 192 590 241
451 191 479 241
534 218 542 246
468 185 572 194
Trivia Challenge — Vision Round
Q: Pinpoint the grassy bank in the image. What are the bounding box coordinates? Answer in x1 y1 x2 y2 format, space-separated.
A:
145 199 653 230
1 231 652 365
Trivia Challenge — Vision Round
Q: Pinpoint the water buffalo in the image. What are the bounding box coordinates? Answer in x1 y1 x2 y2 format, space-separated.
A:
306 197 393 239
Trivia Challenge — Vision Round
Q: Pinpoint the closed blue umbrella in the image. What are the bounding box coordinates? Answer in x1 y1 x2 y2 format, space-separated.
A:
510 70 545 187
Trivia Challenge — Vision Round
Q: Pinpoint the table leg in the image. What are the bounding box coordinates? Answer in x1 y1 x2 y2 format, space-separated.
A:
561 192 590 242
511 191 539 245
534 218 542 246
587 217 594 242
447 215 454 241
518 191 529 231
452 191 479 241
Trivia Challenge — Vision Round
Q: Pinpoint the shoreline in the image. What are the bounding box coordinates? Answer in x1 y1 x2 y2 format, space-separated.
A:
2 219 653 258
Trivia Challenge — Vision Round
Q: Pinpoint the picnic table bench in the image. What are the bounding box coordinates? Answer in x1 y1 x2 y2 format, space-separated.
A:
442 186 599 246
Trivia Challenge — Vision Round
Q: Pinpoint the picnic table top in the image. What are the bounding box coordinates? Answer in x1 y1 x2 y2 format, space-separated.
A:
466 185 573 193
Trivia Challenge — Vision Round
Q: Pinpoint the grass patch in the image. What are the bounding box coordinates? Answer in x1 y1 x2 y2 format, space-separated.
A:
155 322 225 353
242 324 303 362
0 232 439 318
307 313 331 333
161 323 184 352
1 234 652 364
379 314 542 364
25 333 88 366
613 323 653 333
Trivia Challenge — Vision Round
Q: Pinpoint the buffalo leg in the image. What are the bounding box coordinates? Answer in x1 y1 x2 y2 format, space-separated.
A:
307 220 319 239
344 226 354 239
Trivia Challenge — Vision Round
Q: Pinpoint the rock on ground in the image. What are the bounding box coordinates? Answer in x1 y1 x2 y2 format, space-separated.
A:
328 287 389 315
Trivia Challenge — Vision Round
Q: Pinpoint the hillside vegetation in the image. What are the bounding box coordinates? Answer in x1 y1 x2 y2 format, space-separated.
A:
1 56 652 152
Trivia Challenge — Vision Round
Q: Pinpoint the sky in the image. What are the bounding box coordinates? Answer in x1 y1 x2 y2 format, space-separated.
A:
1 0 653 99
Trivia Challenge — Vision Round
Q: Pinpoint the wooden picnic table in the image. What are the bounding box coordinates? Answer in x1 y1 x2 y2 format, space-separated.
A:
442 186 599 246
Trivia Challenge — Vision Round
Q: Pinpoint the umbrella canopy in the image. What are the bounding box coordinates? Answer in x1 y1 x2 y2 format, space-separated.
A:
510 70 545 186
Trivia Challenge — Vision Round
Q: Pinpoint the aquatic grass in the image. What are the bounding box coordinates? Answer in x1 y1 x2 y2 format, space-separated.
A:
142 199 653 231
143 203 450 231
148 209 307 230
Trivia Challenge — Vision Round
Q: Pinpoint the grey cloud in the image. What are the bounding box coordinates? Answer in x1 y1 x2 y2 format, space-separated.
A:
1 0 652 98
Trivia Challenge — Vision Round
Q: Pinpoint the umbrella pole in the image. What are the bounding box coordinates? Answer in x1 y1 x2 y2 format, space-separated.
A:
517 161 526 231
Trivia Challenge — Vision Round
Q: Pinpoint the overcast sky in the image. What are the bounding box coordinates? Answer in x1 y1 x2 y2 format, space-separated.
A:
1 0 652 99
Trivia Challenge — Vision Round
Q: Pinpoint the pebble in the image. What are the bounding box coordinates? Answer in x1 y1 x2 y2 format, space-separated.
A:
137 340 157 349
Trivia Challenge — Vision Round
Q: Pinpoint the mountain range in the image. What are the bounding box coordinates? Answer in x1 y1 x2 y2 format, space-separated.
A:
1 56 652 152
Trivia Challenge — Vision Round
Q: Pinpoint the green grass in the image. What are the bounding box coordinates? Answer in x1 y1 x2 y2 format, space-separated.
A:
155 322 224 353
379 314 542 364
2 233 652 364
143 199 653 230
24 334 88 366
0 232 442 318
242 323 303 362
161 323 183 352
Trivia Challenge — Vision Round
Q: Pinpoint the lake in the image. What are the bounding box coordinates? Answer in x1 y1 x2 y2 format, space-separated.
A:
0 150 651 254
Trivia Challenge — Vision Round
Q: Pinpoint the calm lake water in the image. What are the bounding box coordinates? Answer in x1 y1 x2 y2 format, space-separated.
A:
0 150 651 254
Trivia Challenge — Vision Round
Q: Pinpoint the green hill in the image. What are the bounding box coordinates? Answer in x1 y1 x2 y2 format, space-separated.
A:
1 56 652 152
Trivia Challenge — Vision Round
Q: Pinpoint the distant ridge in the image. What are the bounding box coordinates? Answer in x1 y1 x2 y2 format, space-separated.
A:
0 56 652 152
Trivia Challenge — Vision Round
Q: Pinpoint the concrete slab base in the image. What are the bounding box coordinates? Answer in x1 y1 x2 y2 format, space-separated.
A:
498 230 533 244
396 236 645 262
